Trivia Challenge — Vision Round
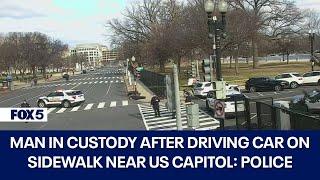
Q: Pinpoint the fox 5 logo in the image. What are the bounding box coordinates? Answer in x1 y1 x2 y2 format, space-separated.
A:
0 108 47 122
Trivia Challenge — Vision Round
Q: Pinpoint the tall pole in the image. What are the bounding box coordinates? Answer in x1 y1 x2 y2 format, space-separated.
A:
311 32 315 71
173 64 182 130
215 28 222 81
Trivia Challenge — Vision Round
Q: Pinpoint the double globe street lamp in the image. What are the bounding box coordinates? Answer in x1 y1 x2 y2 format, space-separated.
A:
309 30 316 71
204 0 228 81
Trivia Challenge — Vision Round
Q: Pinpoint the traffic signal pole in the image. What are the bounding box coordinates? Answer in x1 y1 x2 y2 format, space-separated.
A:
173 64 182 130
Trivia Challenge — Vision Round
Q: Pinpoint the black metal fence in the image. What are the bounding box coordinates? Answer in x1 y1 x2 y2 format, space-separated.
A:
140 70 166 98
225 97 320 130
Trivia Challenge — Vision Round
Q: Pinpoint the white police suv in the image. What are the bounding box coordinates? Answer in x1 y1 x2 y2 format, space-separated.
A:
37 90 85 108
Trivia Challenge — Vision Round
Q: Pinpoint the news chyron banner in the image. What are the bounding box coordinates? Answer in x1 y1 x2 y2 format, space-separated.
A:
0 131 319 179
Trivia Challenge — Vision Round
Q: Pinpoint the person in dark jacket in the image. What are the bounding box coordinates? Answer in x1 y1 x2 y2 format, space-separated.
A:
150 95 161 117
20 100 31 108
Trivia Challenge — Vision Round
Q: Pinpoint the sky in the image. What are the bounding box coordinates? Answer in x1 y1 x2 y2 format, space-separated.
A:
0 0 319 47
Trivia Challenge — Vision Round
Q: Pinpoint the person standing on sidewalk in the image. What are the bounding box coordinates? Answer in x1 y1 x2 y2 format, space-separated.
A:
151 95 161 117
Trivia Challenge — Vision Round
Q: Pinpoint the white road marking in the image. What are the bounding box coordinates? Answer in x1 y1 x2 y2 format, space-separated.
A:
71 106 81 112
47 108 56 114
122 100 128 106
97 102 105 109
99 81 104 83
110 81 113 83
56 108 67 114
105 81 108 83
110 101 117 107
84 103 94 110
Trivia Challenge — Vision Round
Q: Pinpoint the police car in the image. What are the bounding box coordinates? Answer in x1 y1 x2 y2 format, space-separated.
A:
206 89 245 118
37 90 85 108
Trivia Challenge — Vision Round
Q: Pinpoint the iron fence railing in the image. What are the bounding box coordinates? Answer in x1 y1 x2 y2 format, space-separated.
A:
139 70 166 98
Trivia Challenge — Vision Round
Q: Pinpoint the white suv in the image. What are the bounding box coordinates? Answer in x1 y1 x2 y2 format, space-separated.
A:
275 73 303 89
193 82 239 97
37 90 85 108
302 71 320 85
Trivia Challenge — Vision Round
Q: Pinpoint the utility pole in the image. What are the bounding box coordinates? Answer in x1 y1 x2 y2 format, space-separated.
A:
196 60 200 79
173 64 182 130
310 30 315 71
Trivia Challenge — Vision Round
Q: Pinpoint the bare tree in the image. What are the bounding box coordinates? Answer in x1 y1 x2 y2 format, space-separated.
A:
229 0 304 68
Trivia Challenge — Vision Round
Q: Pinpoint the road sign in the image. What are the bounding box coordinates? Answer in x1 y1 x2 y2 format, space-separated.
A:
214 100 225 119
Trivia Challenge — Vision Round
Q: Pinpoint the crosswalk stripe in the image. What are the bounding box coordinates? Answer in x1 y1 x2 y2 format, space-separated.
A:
138 104 219 131
110 101 117 107
94 81 98 84
83 82 87 84
116 80 119 83
89 82 92 84
105 81 108 83
56 108 67 114
47 108 56 114
122 100 128 106
97 102 105 109
84 103 94 110
99 81 104 83
110 81 113 83
71 106 81 112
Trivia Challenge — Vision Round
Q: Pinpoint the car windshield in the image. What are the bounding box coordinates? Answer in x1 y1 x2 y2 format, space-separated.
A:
195 83 203 88
293 73 301 77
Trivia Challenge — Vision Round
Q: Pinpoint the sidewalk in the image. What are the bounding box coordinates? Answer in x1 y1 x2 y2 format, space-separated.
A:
0 72 80 93
124 74 153 103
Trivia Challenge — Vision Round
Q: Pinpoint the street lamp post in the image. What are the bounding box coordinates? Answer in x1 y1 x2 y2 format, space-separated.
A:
309 30 315 71
205 0 228 81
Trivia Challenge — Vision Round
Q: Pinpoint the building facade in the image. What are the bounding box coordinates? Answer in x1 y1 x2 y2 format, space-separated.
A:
70 44 119 68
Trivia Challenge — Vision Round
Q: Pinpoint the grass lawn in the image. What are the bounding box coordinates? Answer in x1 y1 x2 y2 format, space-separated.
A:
146 61 315 87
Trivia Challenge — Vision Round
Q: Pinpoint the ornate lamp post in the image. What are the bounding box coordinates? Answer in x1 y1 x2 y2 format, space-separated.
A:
309 30 315 71
204 0 228 81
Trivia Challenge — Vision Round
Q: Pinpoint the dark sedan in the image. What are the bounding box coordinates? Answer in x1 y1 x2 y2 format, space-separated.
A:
245 77 289 92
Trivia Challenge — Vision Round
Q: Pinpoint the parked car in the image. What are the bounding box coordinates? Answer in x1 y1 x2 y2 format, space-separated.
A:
206 89 245 118
245 77 289 92
275 73 303 89
289 90 320 115
37 90 85 108
89 67 95 71
193 82 239 97
302 71 320 85
62 73 69 80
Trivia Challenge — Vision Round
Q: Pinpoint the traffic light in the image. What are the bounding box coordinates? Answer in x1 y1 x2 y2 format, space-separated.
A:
202 59 211 82
191 61 197 78
212 81 226 100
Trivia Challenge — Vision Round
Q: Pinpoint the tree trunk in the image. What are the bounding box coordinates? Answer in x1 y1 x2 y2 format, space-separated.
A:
235 47 240 75
42 66 46 78
32 66 36 78
229 56 232 69
252 40 259 69
177 55 182 72
159 61 165 73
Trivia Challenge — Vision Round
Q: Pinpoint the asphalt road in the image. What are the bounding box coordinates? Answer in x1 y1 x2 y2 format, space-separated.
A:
0 66 145 130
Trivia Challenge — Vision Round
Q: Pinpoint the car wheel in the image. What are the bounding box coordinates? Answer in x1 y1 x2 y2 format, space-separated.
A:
249 86 256 93
274 85 282 91
62 100 71 108
37 100 46 108
290 81 298 89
